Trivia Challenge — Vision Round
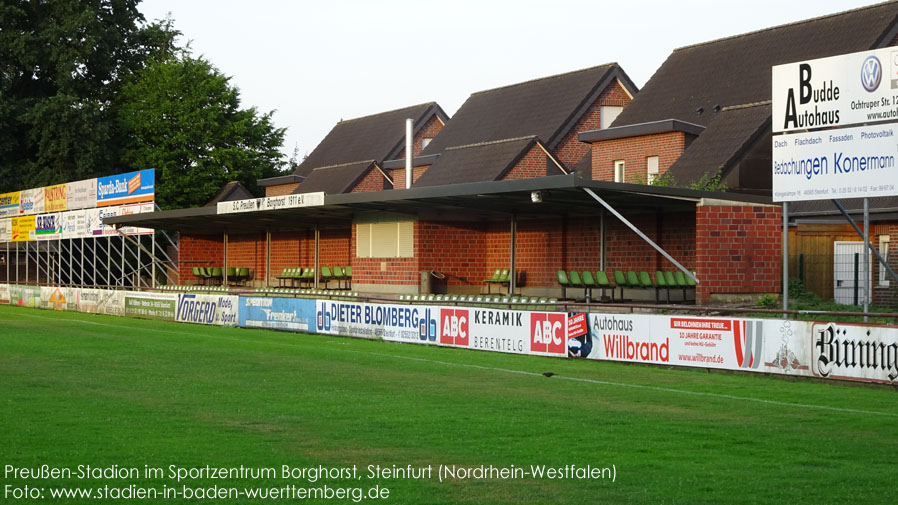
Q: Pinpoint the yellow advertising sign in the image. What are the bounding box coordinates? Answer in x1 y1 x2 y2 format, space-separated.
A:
12 215 35 242
0 191 20 218
44 184 67 212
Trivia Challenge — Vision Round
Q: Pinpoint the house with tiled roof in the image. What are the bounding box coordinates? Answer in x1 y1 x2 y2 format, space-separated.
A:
258 102 448 196
382 64 636 187
577 1 898 303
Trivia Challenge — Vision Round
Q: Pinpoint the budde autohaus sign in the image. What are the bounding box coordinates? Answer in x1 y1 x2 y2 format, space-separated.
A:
772 47 898 202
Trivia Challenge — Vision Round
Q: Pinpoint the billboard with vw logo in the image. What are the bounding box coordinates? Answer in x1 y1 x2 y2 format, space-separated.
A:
772 47 898 202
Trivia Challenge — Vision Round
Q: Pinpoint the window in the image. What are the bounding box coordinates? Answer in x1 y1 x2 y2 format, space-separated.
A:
356 214 415 258
600 106 623 129
646 156 660 184
422 137 433 149
613 160 625 182
879 235 890 287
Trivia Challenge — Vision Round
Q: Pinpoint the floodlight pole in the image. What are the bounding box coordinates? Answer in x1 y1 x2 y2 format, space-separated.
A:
782 202 788 318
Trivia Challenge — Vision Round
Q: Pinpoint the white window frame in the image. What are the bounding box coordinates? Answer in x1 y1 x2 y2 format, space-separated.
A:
879 235 890 287
646 156 660 184
355 215 415 259
613 160 625 183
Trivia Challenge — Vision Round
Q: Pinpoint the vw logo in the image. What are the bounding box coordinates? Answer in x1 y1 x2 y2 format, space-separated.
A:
861 55 882 92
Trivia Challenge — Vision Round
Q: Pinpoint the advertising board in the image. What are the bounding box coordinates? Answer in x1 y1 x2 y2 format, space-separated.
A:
66 179 97 210
773 47 898 133
240 297 316 332
772 123 898 202
12 216 35 242
123 292 176 320
433 306 567 357
0 284 9 304
0 192 20 218
44 184 67 212
96 169 154 207
18 188 44 216
316 300 435 341
34 213 62 241
118 203 155 235
175 293 238 327
9 285 40 307
569 314 812 377
0 218 11 242
811 321 898 383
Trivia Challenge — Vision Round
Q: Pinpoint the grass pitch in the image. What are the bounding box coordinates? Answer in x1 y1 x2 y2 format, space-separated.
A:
1 304 897 504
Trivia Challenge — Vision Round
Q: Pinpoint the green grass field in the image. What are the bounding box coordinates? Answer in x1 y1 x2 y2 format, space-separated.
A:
1 304 897 504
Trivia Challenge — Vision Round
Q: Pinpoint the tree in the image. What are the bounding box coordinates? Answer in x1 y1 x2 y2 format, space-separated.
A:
0 0 179 190
118 56 287 209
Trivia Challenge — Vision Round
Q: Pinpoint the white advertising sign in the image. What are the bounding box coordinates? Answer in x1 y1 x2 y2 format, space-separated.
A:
86 206 120 237
570 314 812 377
0 218 11 243
217 192 325 215
118 202 155 235
772 124 898 202
66 179 97 210
19 188 44 216
174 293 238 327
61 210 89 239
811 321 898 383
316 300 437 341
435 306 568 357
0 284 10 304
773 47 898 133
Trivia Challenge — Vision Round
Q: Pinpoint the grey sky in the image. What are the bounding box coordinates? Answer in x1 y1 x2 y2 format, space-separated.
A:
138 0 880 161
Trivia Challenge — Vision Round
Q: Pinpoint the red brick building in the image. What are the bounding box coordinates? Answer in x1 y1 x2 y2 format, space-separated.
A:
110 3 898 306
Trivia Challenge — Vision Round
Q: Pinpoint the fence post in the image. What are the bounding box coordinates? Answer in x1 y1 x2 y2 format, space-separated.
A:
854 252 859 306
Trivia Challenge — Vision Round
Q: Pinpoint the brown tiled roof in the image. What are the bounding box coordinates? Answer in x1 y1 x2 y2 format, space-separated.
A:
204 181 255 206
421 64 635 156
666 103 771 185
294 102 447 178
293 161 379 194
612 2 898 128
414 137 563 187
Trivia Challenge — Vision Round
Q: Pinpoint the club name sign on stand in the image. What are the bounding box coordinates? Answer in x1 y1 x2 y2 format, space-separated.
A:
772 47 898 202
217 192 325 214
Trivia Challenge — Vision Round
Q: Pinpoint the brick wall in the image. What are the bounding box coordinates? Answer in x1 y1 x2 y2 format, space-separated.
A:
502 145 550 180
393 115 445 160
603 211 696 273
695 205 781 303
555 79 632 169
591 132 687 182
179 234 224 284
391 165 430 190
350 167 387 193
418 221 488 287
350 223 419 287
226 232 266 283
265 182 300 197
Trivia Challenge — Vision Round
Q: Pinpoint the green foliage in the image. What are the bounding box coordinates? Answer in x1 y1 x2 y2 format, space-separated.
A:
118 57 286 209
757 293 778 309
649 170 727 192
0 1 286 209
0 0 180 191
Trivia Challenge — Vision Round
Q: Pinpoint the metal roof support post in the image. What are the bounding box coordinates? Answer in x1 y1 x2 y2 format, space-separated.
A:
25 242 29 285
6 241 9 284
864 198 870 322
782 202 788 318
120 236 125 287
583 188 698 284
509 214 517 295
93 238 97 287
106 237 110 287
223 233 228 286
600 210 606 300
314 225 320 289
137 235 143 289
151 234 156 289
266 230 271 288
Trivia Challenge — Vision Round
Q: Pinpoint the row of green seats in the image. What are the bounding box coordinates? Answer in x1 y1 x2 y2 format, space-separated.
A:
557 269 696 302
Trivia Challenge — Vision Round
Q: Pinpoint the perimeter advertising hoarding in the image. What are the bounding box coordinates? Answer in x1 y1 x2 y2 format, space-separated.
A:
96 169 155 207
175 293 239 327
9 285 40 307
0 192 20 218
570 314 812 377
315 300 436 341
66 179 97 210
123 292 176 320
240 297 316 332
0 284 9 304
772 47 898 133
811 321 898 383
771 124 898 202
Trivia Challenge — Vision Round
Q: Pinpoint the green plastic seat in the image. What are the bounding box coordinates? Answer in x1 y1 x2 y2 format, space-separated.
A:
332 266 346 290
237 267 250 285
556 270 571 299
320 266 333 289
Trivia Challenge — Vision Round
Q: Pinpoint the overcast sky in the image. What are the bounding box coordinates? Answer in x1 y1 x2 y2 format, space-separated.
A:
138 0 881 161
